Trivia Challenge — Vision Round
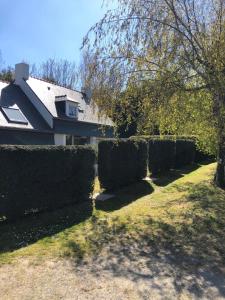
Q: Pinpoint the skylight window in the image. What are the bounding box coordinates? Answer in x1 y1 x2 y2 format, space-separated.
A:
2 107 28 124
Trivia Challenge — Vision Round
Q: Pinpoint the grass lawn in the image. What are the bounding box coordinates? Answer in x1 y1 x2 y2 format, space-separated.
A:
1 162 225 269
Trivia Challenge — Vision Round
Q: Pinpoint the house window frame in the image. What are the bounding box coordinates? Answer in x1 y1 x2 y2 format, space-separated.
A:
66 135 91 145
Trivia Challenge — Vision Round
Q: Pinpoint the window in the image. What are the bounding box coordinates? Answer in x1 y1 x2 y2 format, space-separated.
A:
66 102 78 119
2 107 28 124
66 135 73 145
68 104 77 118
66 135 90 145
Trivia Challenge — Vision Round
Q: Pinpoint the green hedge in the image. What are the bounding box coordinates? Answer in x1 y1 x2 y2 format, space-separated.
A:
131 135 214 163
132 135 196 141
148 139 176 175
98 139 147 190
175 139 195 168
0 145 96 221
131 135 197 173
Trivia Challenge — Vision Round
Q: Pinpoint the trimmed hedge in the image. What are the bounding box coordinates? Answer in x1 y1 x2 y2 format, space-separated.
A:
131 135 197 173
131 135 215 163
0 145 96 221
131 135 196 141
148 139 176 175
175 139 195 168
98 139 148 190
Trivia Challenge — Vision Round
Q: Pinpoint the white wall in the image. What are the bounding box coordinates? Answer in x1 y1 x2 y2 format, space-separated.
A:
54 134 66 145
90 137 97 145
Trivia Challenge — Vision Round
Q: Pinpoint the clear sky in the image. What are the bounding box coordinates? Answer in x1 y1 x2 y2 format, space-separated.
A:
0 0 111 68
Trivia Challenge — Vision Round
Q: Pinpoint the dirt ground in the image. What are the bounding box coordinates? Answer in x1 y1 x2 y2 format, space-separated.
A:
1 243 225 300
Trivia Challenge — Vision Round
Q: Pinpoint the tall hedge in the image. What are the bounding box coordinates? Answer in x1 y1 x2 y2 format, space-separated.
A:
148 139 176 175
98 139 147 190
0 145 96 221
131 135 197 174
131 135 214 163
175 139 195 168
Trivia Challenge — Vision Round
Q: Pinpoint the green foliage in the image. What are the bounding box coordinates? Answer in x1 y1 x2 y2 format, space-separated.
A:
83 1 225 158
98 139 148 191
157 91 218 155
0 145 96 221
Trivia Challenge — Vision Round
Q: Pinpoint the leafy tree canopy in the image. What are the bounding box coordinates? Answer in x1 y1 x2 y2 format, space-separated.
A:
83 0 225 155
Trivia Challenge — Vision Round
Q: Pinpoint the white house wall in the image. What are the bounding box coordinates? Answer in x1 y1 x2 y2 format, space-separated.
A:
54 134 66 145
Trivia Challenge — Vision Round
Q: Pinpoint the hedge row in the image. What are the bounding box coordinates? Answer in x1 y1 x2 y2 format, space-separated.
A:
175 139 196 168
98 139 147 190
148 139 175 174
0 145 96 221
131 135 213 164
147 139 196 175
131 135 198 175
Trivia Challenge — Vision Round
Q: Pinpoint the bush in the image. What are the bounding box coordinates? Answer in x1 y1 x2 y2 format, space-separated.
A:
98 139 147 190
148 139 176 175
175 139 195 168
0 145 96 221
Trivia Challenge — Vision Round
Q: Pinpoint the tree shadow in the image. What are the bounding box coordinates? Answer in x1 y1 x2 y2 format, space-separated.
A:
0 201 92 254
70 181 225 299
95 180 154 212
70 216 225 299
151 163 201 187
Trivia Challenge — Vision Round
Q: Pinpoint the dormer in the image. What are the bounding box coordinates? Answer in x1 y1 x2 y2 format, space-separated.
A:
55 95 79 119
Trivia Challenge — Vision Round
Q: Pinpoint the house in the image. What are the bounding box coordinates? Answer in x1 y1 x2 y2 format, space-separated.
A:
0 63 113 145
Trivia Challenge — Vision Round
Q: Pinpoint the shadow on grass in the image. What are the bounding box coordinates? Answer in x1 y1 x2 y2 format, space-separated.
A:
70 181 225 298
151 163 201 187
0 200 92 254
95 180 154 212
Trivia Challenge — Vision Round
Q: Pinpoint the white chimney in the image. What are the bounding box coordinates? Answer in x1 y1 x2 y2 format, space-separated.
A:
15 63 29 84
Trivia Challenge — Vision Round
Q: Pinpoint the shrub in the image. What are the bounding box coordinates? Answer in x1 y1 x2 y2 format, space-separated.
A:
148 139 176 175
175 139 195 168
0 145 96 221
98 139 147 190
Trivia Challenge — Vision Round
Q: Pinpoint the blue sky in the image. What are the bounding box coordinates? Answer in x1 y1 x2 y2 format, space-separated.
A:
0 0 112 68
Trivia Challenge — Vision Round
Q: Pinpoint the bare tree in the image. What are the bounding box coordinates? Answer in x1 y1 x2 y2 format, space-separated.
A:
36 58 79 89
78 49 124 115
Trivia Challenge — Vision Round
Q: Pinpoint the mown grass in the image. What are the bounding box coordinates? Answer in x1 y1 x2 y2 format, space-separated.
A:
1 162 224 268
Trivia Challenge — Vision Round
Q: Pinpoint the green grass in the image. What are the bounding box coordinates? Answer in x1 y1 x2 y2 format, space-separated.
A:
1 162 225 267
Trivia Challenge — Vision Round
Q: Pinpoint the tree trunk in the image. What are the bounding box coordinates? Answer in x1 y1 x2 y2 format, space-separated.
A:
214 93 225 188
215 137 225 188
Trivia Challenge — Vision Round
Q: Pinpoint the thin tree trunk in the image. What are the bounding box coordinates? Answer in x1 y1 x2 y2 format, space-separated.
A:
214 93 225 188
215 137 225 188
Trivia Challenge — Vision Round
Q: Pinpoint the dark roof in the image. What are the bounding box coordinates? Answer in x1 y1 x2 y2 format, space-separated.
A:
0 83 51 131
26 77 113 126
